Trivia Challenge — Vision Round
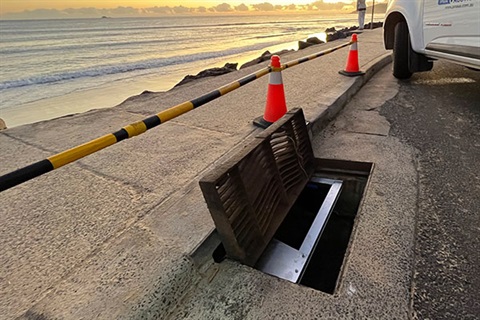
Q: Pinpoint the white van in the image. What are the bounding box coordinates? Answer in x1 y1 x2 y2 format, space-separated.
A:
383 0 480 79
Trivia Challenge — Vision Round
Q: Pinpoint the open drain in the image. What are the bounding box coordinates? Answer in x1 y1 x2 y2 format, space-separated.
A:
209 160 371 294
271 164 370 294
198 108 372 295
255 177 343 284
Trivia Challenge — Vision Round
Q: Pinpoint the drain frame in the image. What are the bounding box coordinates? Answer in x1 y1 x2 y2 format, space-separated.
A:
255 178 343 283
194 156 373 294
198 108 374 294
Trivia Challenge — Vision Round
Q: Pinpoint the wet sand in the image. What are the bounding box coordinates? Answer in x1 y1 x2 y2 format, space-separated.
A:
0 40 299 129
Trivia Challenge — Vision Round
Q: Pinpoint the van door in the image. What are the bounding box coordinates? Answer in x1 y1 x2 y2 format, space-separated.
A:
423 0 480 59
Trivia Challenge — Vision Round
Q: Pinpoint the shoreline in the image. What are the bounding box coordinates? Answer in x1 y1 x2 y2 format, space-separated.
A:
0 21 383 130
0 41 296 129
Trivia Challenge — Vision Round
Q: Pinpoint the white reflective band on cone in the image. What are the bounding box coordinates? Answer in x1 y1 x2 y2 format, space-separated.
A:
269 71 283 85
351 42 358 51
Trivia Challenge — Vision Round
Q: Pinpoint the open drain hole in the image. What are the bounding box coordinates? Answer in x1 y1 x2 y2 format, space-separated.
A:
209 162 370 295
255 170 368 294
293 175 365 294
298 207 356 294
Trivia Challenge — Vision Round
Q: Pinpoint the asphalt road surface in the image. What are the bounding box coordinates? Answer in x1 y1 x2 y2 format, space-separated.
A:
380 61 480 319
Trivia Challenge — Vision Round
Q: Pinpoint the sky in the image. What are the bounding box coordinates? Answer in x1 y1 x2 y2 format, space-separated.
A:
0 0 383 20
0 0 354 14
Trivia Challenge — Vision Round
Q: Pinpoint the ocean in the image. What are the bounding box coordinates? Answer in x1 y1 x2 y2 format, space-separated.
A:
0 14 381 127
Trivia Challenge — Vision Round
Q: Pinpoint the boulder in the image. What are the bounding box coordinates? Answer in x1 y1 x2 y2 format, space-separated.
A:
326 30 348 42
174 63 238 87
240 49 294 69
306 36 324 45
325 27 336 33
298 40 314 50
272 49 294 57
364 21 384 29
222 63 238 70
240 51 272 69
0 118 6 130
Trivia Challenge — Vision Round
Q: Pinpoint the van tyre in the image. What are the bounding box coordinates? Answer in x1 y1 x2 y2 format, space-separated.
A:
393 21 413 79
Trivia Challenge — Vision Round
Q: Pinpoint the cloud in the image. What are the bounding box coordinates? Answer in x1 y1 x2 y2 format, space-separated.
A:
64 7 100 16
109 6 139 15
234 4 249 12
145 6 173 14
172 5 189 14
4 8 65 19
251 3 275 11
0 1 386 19
214 3 234 12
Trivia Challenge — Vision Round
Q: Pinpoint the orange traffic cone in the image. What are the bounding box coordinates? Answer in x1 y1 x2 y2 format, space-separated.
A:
339 34 365 77
254 55 287 128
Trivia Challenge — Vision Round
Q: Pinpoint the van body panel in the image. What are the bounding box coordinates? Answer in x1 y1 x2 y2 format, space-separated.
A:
384 0 480 73
423 0 480 56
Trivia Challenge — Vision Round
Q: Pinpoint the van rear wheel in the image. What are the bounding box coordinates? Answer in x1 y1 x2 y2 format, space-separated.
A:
393 21 413 79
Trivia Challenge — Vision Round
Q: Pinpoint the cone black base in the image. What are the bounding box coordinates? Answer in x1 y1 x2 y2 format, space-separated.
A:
253 116 272 129
338 70 365 77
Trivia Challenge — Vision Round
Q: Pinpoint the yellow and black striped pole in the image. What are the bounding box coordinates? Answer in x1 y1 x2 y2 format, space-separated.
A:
0 66 271 192
0 39 353 192
282 38 352 70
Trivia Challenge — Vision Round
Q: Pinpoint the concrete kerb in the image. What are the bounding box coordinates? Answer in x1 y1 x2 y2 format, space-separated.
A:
307 52 392 137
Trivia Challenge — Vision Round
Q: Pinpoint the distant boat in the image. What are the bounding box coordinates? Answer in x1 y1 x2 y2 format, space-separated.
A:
101 16 110 19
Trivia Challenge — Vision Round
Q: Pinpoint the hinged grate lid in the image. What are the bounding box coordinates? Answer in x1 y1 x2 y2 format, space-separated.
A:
199 108 314 266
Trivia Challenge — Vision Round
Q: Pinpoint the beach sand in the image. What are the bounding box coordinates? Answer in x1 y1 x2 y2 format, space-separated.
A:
0 40 301 129
0 74 179 128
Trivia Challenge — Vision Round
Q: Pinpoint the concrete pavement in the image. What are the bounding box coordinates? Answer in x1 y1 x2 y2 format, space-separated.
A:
0 28 395 319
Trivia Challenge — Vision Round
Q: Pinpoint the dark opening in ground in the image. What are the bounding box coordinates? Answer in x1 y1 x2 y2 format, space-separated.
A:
272 172 369 294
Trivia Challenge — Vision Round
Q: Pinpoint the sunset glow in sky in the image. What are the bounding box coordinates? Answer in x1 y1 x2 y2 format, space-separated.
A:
0 0 354 14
